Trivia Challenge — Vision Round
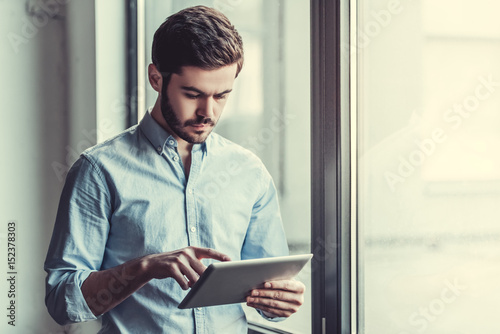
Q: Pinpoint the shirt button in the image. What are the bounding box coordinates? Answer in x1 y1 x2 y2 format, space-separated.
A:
196 307 202 311
188 188 193 194
156 146 162 153
190 226 196 233
168 140 175 146
173 156 179 162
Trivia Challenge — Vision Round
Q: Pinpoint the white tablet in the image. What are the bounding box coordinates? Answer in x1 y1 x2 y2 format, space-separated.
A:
178 254 313 309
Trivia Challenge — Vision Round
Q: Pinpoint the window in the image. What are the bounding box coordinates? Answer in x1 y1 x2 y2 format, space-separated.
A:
356 0 500 333
307 0 500 333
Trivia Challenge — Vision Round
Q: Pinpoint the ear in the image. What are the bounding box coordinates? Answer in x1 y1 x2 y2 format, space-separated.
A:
148 64 162 93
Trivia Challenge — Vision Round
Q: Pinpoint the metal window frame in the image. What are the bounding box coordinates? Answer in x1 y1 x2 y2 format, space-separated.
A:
126 0 138 127
311 0 352 333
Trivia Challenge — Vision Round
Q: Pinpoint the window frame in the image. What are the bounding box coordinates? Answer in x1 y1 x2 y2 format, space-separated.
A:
310 0 352 333
126 0 138 127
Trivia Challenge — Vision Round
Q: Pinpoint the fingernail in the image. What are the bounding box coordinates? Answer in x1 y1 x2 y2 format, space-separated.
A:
248 297 254 302
252 290 259 296
265 282 271 288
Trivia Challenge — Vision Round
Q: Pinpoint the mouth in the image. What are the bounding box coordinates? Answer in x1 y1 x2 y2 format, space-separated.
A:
189 123 213 130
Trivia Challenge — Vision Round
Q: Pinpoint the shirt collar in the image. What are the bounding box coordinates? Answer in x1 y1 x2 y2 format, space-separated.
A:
139 109 210 155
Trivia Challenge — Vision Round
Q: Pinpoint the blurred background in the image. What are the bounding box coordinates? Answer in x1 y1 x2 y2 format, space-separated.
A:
2 0 500 333
357 0 500 333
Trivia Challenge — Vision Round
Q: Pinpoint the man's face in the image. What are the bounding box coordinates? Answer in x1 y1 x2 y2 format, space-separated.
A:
160 64 237 144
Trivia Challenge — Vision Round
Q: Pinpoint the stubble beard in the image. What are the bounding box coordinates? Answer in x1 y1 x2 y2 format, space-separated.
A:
160 83 216 144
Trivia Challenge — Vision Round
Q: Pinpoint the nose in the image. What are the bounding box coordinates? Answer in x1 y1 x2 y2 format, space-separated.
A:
196 96 215 119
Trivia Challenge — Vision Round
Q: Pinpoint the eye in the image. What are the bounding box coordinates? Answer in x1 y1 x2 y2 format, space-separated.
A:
185 93 200 99
214 94 227 101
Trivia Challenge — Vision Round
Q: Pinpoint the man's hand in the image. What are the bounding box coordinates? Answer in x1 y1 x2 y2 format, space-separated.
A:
145 246 231 289
246 280 305 318
81 246 230 316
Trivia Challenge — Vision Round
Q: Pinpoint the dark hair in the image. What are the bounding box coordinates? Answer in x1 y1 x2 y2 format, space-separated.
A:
152 5 244 78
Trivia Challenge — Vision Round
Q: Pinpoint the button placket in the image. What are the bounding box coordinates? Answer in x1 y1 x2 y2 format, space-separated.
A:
185 150 202 248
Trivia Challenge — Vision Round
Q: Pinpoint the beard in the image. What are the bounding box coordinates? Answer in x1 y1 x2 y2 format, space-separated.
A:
160 83 216 144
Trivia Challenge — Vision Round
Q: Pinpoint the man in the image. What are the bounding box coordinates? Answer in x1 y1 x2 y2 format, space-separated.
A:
45 5 304 333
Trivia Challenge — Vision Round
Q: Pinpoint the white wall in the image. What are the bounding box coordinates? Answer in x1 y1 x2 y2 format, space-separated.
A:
1 1 69 332
0 0 123 332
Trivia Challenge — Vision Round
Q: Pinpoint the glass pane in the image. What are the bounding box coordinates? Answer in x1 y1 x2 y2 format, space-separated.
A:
144 1 311 332
357 0 500 333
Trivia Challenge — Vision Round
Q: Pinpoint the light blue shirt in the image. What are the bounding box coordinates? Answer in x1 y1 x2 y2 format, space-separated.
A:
44 111 289 333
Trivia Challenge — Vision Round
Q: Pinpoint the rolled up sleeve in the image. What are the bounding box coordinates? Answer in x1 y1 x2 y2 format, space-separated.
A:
44 156 111 325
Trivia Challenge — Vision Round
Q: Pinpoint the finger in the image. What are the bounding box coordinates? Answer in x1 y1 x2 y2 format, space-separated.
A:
249 289 303 305
167 257 200 288
170 270 191 290
193 247 231 262
262 280 305 293
246 297 299 317
177 260 203 284
183 255 207 277
171 248 206 277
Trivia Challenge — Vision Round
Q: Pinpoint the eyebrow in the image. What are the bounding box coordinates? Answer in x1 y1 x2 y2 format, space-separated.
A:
181 86 233 96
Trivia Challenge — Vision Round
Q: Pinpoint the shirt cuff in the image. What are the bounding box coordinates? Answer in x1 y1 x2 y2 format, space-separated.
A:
257 309 287 322
66 270 98 322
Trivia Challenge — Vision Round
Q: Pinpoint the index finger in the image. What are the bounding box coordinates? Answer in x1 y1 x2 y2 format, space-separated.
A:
193 247 231 262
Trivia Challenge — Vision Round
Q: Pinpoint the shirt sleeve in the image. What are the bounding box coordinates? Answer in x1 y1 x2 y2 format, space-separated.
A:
44 155 111 325
241 165 289 260
241 165 289 322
